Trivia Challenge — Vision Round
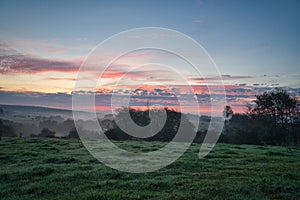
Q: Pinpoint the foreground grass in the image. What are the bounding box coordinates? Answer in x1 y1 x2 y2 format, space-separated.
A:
0 138 299 199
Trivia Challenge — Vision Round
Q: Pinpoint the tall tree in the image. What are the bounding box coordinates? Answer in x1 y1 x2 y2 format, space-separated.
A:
223 106 233 125
40 128 56 138
248 89 299 145
251 89 297 127
69 127 79 138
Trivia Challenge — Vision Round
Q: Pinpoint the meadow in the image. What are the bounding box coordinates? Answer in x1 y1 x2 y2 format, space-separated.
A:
0 138 300 200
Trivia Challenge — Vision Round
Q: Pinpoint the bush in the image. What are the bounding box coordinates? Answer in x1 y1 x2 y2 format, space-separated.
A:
40 128 56 138
0 119 17 138
68 128 79 138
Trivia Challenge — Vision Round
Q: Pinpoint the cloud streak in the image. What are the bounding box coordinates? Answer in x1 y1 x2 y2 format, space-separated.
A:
0 54 79 74
189 75 253 83
1 85 299 115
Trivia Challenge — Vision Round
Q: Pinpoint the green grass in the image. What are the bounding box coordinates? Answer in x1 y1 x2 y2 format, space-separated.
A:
0 138 300 199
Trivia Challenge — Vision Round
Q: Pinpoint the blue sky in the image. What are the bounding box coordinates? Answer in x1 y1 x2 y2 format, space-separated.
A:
1 0 299 75
0 0 299 114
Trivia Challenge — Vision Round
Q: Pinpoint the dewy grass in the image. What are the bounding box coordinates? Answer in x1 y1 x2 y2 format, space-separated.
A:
0 138 299 199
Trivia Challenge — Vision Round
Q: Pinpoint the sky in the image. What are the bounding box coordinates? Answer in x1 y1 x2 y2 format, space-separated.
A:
0 0 299 115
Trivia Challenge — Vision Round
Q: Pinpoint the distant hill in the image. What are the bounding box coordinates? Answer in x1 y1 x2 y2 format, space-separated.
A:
0 104 104 122
0 104 72 114
0 104 214 131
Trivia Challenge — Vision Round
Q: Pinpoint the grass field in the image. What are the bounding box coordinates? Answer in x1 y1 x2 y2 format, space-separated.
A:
0 138 300 200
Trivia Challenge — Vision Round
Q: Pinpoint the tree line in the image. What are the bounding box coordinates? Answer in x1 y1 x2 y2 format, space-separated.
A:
0 118 79 139
104 107 195 142
219 89 300 145
103 89 300 145
0 89 299 145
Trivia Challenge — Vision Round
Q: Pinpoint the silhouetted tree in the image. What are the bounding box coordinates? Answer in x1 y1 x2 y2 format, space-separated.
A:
223 106 233 125
221 106 234 143
100 119 115 132
68 127 79 138
251 89 297 127
0 108 4 116
40 128 55 138
58 119 75 135
248 89 299 145
0 119 17 138
194 130 207 143
105 107 195 142
39 120 58 132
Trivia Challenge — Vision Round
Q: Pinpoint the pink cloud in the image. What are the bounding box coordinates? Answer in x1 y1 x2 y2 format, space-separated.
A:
44 77 76 81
